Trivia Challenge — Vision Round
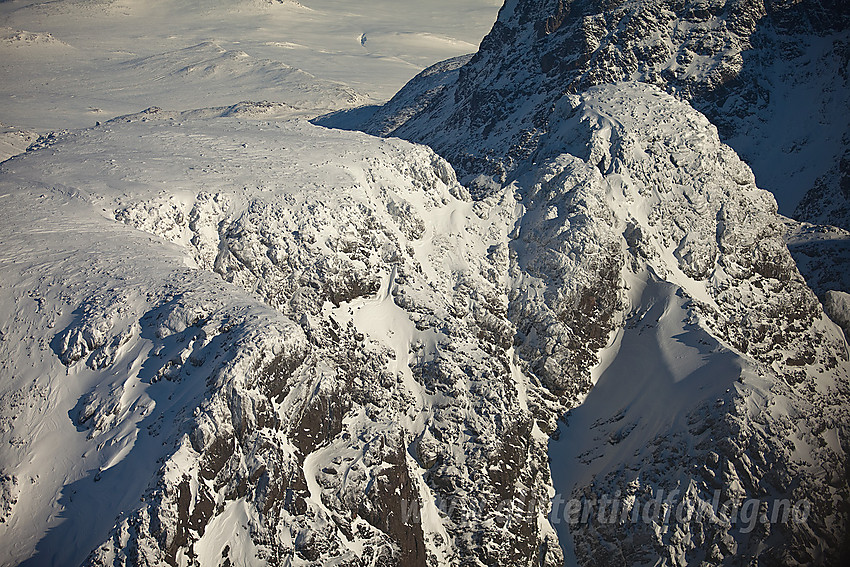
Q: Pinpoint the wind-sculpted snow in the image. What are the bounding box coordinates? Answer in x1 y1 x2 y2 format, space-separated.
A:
0 0 500 132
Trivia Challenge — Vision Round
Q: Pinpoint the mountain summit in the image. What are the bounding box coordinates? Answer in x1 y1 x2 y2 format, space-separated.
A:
356 0 850 229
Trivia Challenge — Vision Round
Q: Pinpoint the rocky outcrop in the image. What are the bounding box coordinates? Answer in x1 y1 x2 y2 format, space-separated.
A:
824 290 850 338
528 83 850 566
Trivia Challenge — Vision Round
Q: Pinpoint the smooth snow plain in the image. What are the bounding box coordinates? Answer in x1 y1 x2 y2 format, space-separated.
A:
0 0 502 133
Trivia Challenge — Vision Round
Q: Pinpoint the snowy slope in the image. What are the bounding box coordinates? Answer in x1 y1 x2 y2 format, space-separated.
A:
0 123 36 163
0 151 306 566
0 107 561 565
0 0 500 132
2 81 847 566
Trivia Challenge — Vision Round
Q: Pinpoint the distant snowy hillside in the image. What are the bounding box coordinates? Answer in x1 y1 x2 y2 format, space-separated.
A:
0 0 499 131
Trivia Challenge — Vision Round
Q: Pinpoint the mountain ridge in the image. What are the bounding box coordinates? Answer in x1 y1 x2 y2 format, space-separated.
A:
1 1 849 565
340 0 850 232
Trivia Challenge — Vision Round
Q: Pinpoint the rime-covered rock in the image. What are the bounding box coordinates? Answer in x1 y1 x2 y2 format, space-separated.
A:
348 0 850 229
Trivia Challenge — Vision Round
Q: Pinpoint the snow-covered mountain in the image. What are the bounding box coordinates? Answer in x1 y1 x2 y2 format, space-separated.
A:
346 0 850 231
328 0 850 563
0 107 508 566
1 91 846 566
533 83 849 566
1 1 849 566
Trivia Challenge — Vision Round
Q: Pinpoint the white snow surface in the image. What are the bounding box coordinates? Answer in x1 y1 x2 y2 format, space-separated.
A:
0 144 304 566
0 0 501 133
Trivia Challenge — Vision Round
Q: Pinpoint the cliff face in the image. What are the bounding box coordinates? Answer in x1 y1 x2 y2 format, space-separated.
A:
326 0 850 563
531 83 850 566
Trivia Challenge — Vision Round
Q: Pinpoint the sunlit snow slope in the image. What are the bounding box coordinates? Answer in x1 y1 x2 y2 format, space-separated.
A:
0 0 501 131
0 106 549 566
